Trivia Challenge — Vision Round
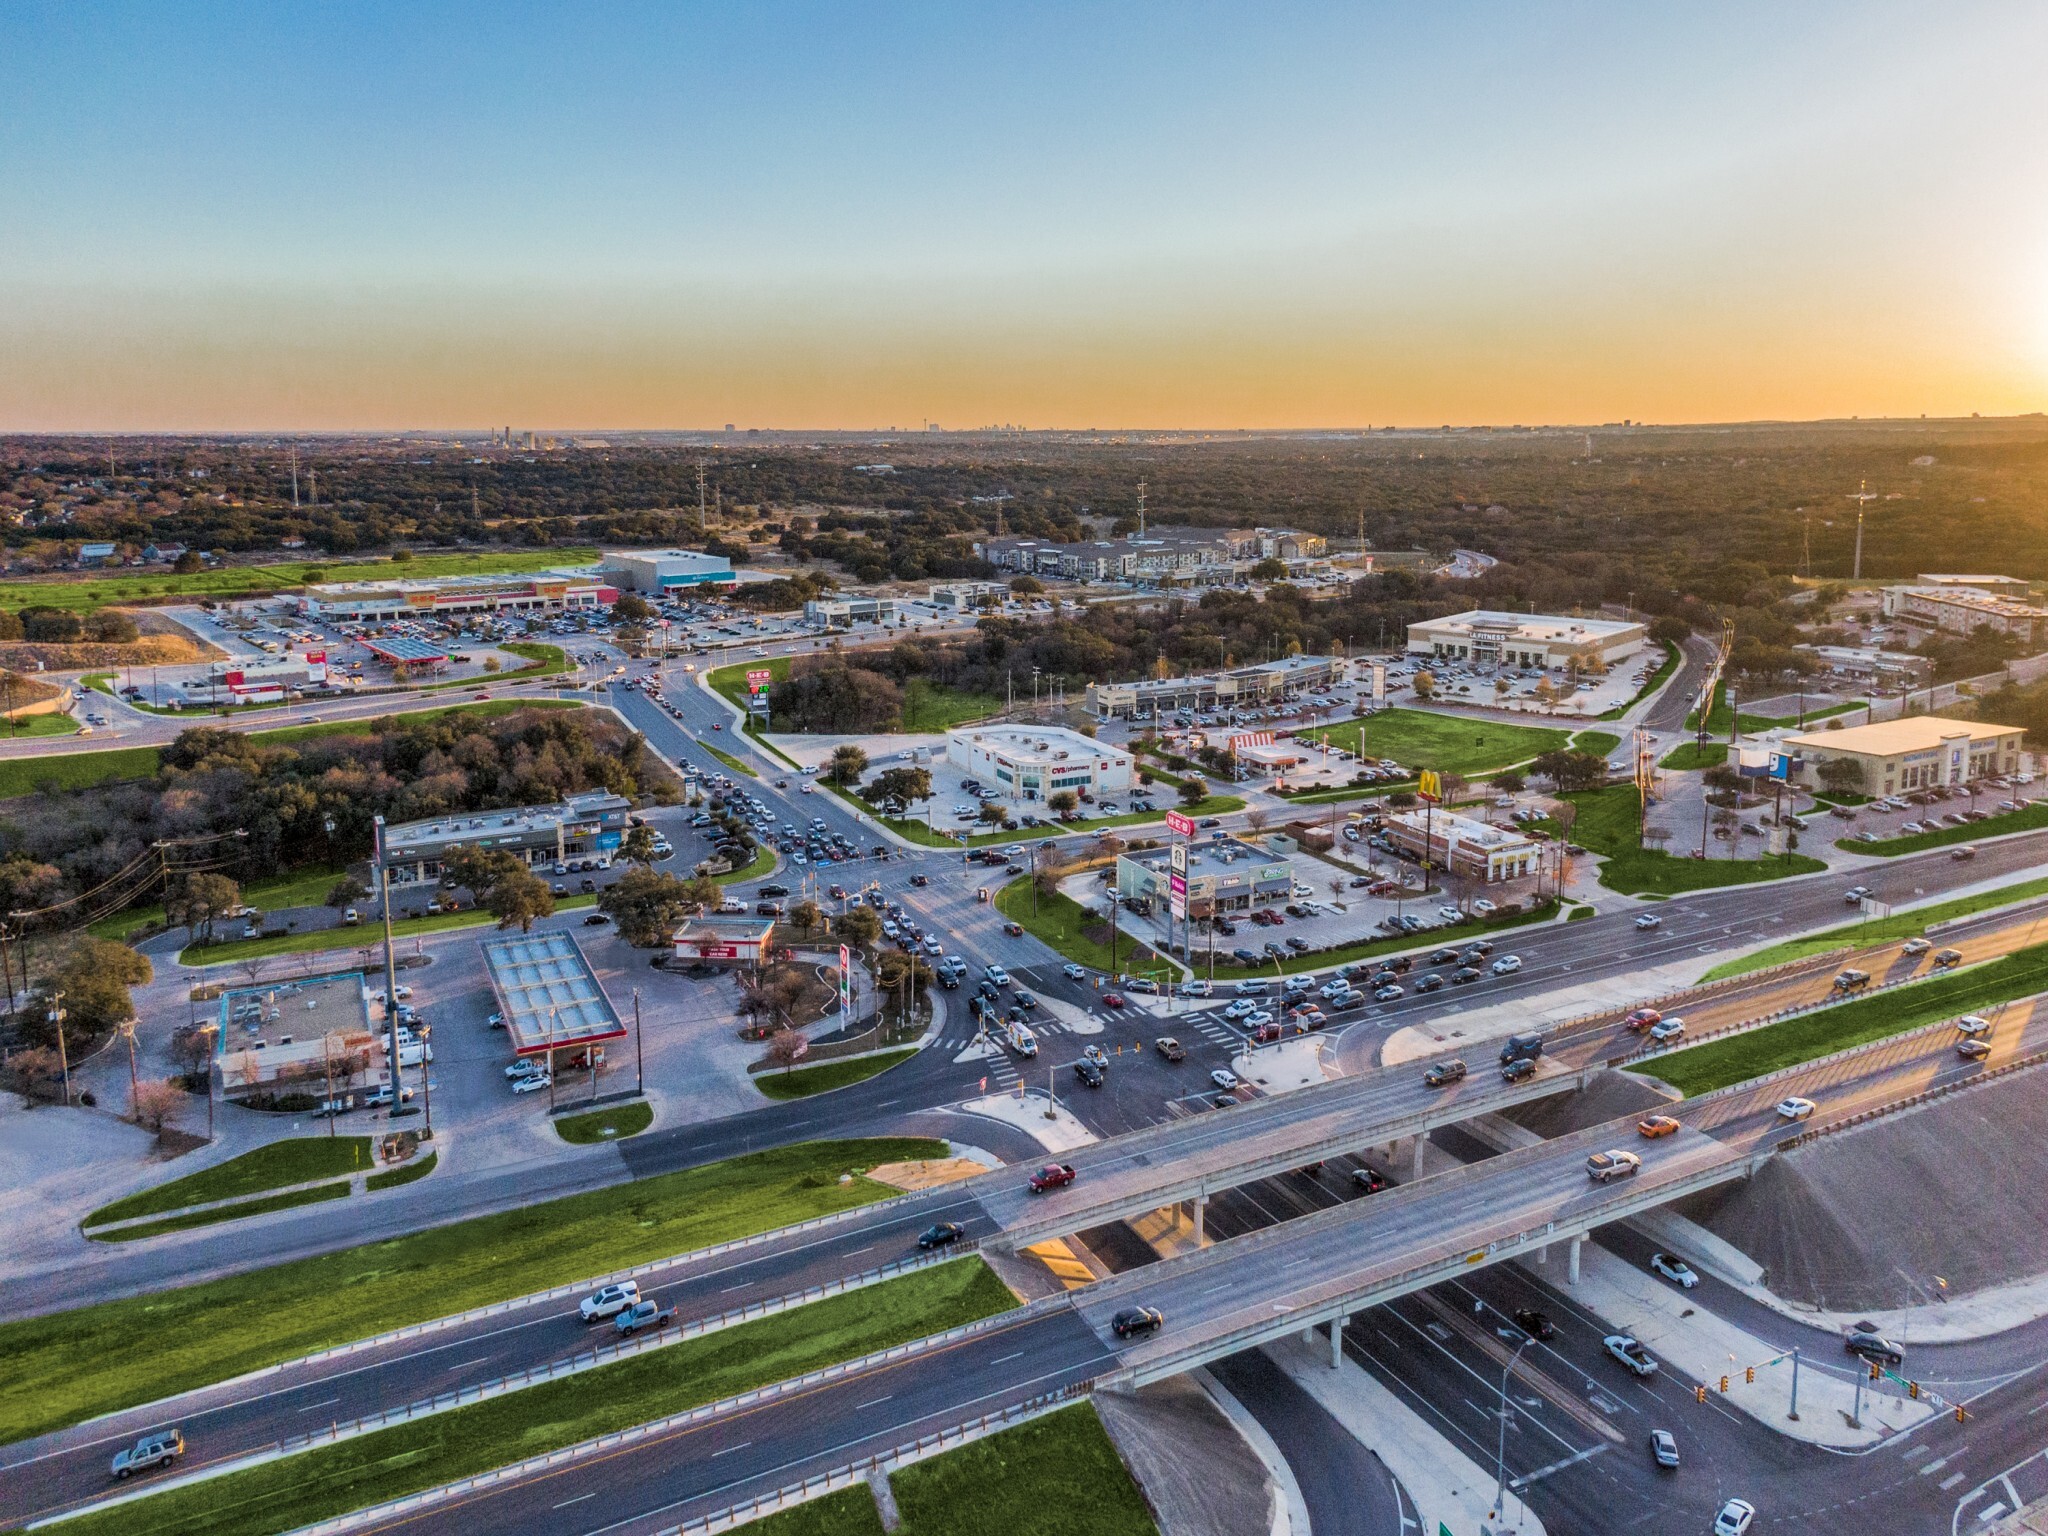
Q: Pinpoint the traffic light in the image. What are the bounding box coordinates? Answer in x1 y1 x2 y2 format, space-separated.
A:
1695 1385 1707 1403
1719 1375 1729 1393
1745 1366 1755 1384
1956 1405 1969 1424
1909 1382 1920 1400
1870 1361 1882 1381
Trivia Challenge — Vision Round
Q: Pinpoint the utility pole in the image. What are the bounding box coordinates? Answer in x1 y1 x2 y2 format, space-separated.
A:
372 817 413 1120
290 445 300 510
633 989 644 1097
48 992 70 1106
1493 1336 1533 1529
698 463 707 537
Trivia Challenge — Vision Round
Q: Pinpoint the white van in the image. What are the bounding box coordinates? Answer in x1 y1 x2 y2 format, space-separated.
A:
1233 979 1269 996
1004 1021 1039 1058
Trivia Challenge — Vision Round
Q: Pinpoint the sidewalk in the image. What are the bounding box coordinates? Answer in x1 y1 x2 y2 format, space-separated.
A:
1567 1241 1939 1449
955 1088 1096 1152
1264 1331 1550 1536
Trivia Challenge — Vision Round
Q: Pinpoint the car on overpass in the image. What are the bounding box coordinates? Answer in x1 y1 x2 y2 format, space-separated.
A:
1028 1163 1077 1193
109 1430 184 1481
1422 1059 1467 1088
1775 1096 1817 1120
918 1223 966 1250
1111 1306 1165 1339
1586 1149 1641 1182
1637 1114 1680 1139
578 1282 641 1322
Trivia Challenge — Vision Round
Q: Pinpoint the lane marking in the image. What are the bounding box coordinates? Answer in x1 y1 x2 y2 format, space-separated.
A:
712 1440 753 1457
445 1357 492 1373
295 1397 343 1413
555 1492 597 1508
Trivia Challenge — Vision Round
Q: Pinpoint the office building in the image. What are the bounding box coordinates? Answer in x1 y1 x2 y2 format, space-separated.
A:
945 726 1134 801
1406 611 1646 670
1880 584 2048 646
1115 837 1292 919
802 596 898 627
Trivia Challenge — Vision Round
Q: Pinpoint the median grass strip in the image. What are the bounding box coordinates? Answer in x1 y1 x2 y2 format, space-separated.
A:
1638 940 2048 1097
1564 784 1826 895
1659 741 1727 771
0 1136 945 1444
716 843 778 883
1846 800 2048 856
92 1182 352 1244
745 1404 1155 1536
756 1049 918 1101
45 1259 1019 1536
85 1138 372 1228
1295 708 1569 776
1570 730 1621 758
554 1103 654 1143
364 1151 438 1190
1699 875 2048 982
994 881 1166 975
707 742 759 777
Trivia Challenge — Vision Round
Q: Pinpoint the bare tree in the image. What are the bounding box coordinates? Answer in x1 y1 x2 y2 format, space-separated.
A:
7 1045 60 1105
130 1079 188 1135
764 1027 808 1076
1243 807 1270 833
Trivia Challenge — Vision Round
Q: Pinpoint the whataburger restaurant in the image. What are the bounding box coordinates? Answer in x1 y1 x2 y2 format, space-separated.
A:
672 917 776 968
480 930 627 1067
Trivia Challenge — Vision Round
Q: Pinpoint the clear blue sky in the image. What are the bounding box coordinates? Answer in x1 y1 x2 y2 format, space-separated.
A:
3 1 2044 428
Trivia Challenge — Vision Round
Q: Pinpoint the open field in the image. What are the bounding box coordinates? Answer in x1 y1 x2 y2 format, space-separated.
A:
994 881 1166 976
84 1138 372 1228
0 549 600 614
45 1260 1018 1536
708 659 998 735
0 1137 946 1444
1299 708 1569 777
1566 784 1827 895
1641 941 2048 1096
756 1048 918 1100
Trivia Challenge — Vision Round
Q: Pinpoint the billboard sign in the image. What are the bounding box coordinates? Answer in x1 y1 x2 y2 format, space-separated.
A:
1418 769 1442 804
1371 662 1386 708
1164 810 1196 838
692 943 741 960
1169 870 1188 921
746 668 773 692
1170 842 1187 875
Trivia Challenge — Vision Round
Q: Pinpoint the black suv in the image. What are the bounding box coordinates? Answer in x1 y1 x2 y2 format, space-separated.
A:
759 883 791 898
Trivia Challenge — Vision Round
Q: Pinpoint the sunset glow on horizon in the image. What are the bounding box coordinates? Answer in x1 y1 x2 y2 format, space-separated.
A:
4 1 2046 432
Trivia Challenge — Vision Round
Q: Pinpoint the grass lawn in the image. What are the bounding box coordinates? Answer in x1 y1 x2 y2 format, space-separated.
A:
86 1138 372 1228
1659 741 1728 771
44 1260 1017 1536
1846 801 2048 856
1601 640 1682 720
1570 730 1621 758
93 1183 351 1243
0 743 161 798
715 844 778 883
0 711 80 738
1641 941 2048 1096
365 1151 437 1191
1297 709 1570 776
994 881 1166 976
1699 874 2048 981
0 549 599 614
899 677 1003 732
756 1049 918 1101
92 863 349 942
0 1136 945 1445
554 1102 654 1143
708 659 997 735
1196 899 1560 981
1686 680 1862 735
748 1405 1155 1536
1565 785 1827 895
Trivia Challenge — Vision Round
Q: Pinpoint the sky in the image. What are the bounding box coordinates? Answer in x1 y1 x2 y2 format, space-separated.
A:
3 1 2046 431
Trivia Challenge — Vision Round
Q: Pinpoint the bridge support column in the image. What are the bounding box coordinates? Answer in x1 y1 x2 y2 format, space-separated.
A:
1331 1315 1349 1369
1568 1234 1583 1285
1411 1130 1428 1180
1535 1243 1548 1266
1192 1194 1207 1244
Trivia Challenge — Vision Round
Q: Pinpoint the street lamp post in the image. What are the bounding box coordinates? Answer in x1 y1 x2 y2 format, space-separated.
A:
48 993 70 1107
198 1021 218 1140
1492 1334 1533 1529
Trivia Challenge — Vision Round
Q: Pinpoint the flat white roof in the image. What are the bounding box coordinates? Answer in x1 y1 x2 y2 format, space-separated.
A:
1409 610 1642 642
948 725 1133 760
1784 715 2021 756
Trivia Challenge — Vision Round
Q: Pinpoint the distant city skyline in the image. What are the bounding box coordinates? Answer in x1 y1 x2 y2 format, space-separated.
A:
3 1 2044 431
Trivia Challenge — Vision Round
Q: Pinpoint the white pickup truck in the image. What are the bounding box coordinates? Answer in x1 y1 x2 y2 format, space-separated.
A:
1603 1334 1659 1377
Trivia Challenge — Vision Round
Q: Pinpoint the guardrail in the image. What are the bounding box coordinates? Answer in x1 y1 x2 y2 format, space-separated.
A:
657 1385 1094 1535
1778 1046 2048 1150
272 1249 968 1457
277 1294 1070 1536
1616 958 1946 1067
1542 947 1856 1046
